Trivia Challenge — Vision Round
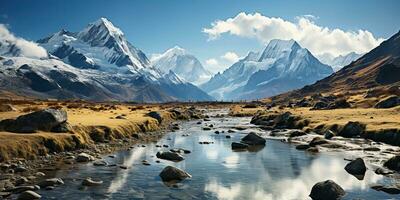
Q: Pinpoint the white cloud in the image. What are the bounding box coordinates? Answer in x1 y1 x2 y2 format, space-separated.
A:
203 12 385 57
0 24 47 58
205 58 219 66
221 51 239 63
205 51 242 74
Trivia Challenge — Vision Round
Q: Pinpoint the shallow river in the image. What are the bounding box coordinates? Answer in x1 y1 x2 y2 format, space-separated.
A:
40 113 397 200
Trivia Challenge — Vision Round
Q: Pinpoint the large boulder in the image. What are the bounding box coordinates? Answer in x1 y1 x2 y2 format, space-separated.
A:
375 95 400 108
147 111 163 123
328 99 351 109
0 109 67 133
309 137 328 147
309 180 345 200
338 121 365 138
231 142 249 150
159 166 191 182
384 155 400 171
241 132 266 145
344 158 367 179
156 151 184 161
311 101 329 110
17 190 41 200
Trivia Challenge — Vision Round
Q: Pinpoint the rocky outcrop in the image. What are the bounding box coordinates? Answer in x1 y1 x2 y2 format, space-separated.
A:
0 109 67 133
159 166 191 182
251 112 302 129
17 190 41 200
231 142 249 149
375 95 400 108
309 180 345 200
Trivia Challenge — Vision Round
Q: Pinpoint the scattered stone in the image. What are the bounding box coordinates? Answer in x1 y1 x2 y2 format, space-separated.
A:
328 99 351 109
289 130 307 138
363 147 380 151
93 160 108 166
142 160 151 166
37 178 64 188
241 132 266 145
82 178 103 186
156 151 184 161
203 127 211 131
76 153 95 162
309 137 328 147
15 166 27 173
231 142 249 150
35 172 45 177
7 185 37 194
375 95 400 109
163 145 169 148
344 158 367 179
170 148 191 154
306 147 319 153
214 131 220 134
15 177 29 186
119 165 128 170
196 121 202 124
228 129 235 133
225 135 231 139
309 180 345 200
108 155 116 158
159 166 191 182
311 101 329 110
17 190 41 200
375 167 393 175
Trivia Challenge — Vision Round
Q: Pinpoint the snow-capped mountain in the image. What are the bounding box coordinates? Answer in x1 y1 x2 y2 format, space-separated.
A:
0 18 213 102
201 39 333 100
151 46 212 85
317 52 363 71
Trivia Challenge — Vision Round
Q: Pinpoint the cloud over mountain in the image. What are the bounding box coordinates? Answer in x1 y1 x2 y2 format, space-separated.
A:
203 12 384 57
0 24 47 58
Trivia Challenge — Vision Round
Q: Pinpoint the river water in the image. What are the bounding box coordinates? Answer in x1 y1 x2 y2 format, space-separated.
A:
39 113 397 200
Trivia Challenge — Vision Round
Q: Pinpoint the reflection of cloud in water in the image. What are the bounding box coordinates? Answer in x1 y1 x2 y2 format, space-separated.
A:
222 154 239 169
205 157 383 200
205 179 242 200
107 148 145 194
206 149 219 160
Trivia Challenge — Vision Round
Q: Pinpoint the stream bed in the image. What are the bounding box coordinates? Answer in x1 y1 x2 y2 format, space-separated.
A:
38 113 398 200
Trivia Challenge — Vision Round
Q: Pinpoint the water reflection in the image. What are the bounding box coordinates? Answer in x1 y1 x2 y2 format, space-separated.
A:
204 156 384 200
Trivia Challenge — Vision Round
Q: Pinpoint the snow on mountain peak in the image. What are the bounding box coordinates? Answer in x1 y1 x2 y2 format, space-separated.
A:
90 17 124 37
259 39 300 61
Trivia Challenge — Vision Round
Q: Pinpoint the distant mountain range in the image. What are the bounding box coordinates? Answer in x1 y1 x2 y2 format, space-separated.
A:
151 46 212 85
272 30 400 103
318 52 363 71
0 18 213 102
201 39 334 100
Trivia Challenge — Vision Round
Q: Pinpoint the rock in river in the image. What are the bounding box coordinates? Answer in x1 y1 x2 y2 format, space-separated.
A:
156 151 184 161
241 132 266 145
0 109 67 133
231 142 249 150
76 153 95 162
309 137 328 147
37 178 64 188
82 178 103 186
159 166 191 182
17 190 41 200
344 158 367 179
383 155 400 171
338 121 365 138
309 180 345 200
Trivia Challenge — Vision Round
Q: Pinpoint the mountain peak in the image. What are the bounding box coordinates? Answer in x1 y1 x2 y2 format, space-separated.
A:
166 46 186 56
258 39 301 61
87 17 123 37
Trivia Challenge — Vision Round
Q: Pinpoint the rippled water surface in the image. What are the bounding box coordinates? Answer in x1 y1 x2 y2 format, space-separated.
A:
40 114 397 200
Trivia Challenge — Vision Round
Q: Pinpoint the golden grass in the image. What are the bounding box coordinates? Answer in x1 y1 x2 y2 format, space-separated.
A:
228 105 265 117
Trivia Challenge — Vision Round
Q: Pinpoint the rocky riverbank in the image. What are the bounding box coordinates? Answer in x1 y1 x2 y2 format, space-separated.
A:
0 101 208 199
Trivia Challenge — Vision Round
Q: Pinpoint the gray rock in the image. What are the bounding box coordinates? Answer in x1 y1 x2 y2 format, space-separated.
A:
289 130 307 138
241 132 266 145
37 178 64 188
371 185 400 194
339 121 365 138
82 178 103 186
159 166 191 182
324 130 335 139
375 167 393 175
147 111 163 123
156 151 184 161
309 180 345 200
309 137 328 147
231 142 249 149
93 160 108 166
384 155 400 171
7 185 37 194
296 144 310 150
344 158 367 179
15 177 29 186
375 95 400 108
17 190 41 200
76 153 94 162
0 109 67 133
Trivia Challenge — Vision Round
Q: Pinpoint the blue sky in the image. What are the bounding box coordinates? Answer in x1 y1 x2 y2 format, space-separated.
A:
1 0 399 73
